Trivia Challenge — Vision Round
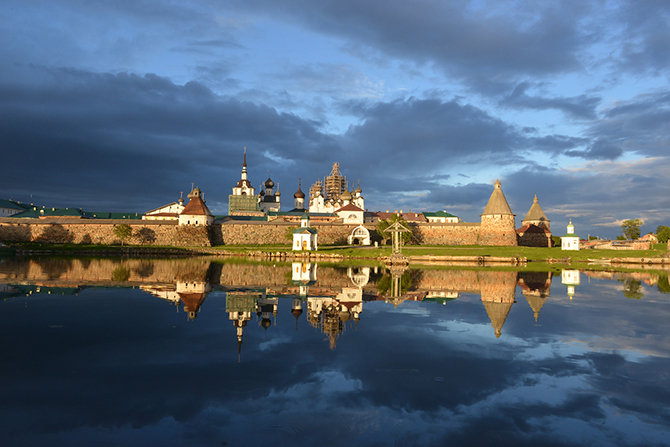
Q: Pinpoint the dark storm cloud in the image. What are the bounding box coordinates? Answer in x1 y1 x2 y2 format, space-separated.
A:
501 82 602 119
0 67 339 212
339 98 524 174
235 0 591 83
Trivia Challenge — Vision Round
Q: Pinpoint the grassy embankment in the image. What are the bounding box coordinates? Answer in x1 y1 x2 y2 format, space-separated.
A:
3 242 668 263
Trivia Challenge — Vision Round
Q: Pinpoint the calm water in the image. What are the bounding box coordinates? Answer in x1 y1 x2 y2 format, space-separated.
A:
1 257 669 447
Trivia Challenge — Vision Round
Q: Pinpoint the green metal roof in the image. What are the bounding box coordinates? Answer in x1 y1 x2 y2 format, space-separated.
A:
0 199 30 211
87 212 142 219
293 227 318 234
423 211 458 218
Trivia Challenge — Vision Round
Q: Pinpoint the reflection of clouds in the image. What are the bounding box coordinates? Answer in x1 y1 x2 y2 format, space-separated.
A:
3 263 670 446
258 336 291 351
270 370 362 400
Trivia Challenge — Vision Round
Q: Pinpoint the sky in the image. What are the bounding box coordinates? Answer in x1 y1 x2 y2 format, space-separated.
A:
1 0 669 239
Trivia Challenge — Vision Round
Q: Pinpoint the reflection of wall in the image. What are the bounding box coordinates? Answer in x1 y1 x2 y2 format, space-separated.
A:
0 258 214 285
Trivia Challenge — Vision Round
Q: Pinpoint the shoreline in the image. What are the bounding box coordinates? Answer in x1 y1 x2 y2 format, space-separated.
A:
3 243 669 268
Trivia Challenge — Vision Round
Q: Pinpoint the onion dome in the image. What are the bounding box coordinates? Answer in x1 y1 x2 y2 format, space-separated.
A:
341 189 352 201
339 309 351 322
292 308 303 319
265 177 274 189
261 318 271 329
355 185 362 194
259 189 265 197
294 181 305 199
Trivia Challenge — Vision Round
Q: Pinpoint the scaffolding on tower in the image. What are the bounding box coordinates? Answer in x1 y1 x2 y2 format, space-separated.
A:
324 162 346 201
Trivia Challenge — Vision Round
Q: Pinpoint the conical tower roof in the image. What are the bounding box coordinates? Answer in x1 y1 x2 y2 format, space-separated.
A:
482 180 514 216
523 195 549 223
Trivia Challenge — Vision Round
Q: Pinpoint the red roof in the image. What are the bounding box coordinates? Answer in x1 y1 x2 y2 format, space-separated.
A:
516 224 551 234
336 203 364 213
181 197 212 216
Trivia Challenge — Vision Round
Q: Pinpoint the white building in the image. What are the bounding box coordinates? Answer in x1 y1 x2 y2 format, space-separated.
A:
0 199 28 217
423 210 459 223
143 194 185 221
293 213 318 251
348 225 371 245
561 219 580 250
178 186 215 226
336 203 365 225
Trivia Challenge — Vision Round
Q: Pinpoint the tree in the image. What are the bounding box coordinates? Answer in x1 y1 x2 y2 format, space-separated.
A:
376 214 412 245
656 225 670 243
621 218 643 240
113 224 133 246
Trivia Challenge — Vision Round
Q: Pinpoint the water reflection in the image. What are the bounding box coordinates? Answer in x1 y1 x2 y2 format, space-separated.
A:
1 257 670 446
3 257 665 343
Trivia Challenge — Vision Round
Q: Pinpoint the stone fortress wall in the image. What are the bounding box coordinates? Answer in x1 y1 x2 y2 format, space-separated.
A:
1 219 489 246
0 219 210 246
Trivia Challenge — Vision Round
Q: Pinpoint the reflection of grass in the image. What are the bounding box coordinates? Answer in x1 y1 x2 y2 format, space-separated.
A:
0 247 16 257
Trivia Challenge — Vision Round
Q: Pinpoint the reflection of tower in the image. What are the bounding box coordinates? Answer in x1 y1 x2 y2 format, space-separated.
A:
562 270 580 299
306 295 353 350
257 296 278 334
291 297 303 329
322 301 342 350
517 272 552 322
337 267 366 329
226 291 260 362
177 280 212 320
480 271 517 338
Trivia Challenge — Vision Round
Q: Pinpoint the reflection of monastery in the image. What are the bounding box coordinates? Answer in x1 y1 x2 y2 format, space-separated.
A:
0 258 577 350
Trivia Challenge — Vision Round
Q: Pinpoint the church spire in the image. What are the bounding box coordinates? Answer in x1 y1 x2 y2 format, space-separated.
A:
241 147 248 180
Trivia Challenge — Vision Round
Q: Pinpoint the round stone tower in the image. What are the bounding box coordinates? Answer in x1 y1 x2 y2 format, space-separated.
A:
479 180 517 246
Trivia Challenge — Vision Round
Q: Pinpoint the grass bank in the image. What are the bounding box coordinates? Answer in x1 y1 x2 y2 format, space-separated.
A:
3 242 668 263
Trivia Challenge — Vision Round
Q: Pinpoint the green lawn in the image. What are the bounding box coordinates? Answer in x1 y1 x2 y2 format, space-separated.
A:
4 241 667 263
214 243 668 261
